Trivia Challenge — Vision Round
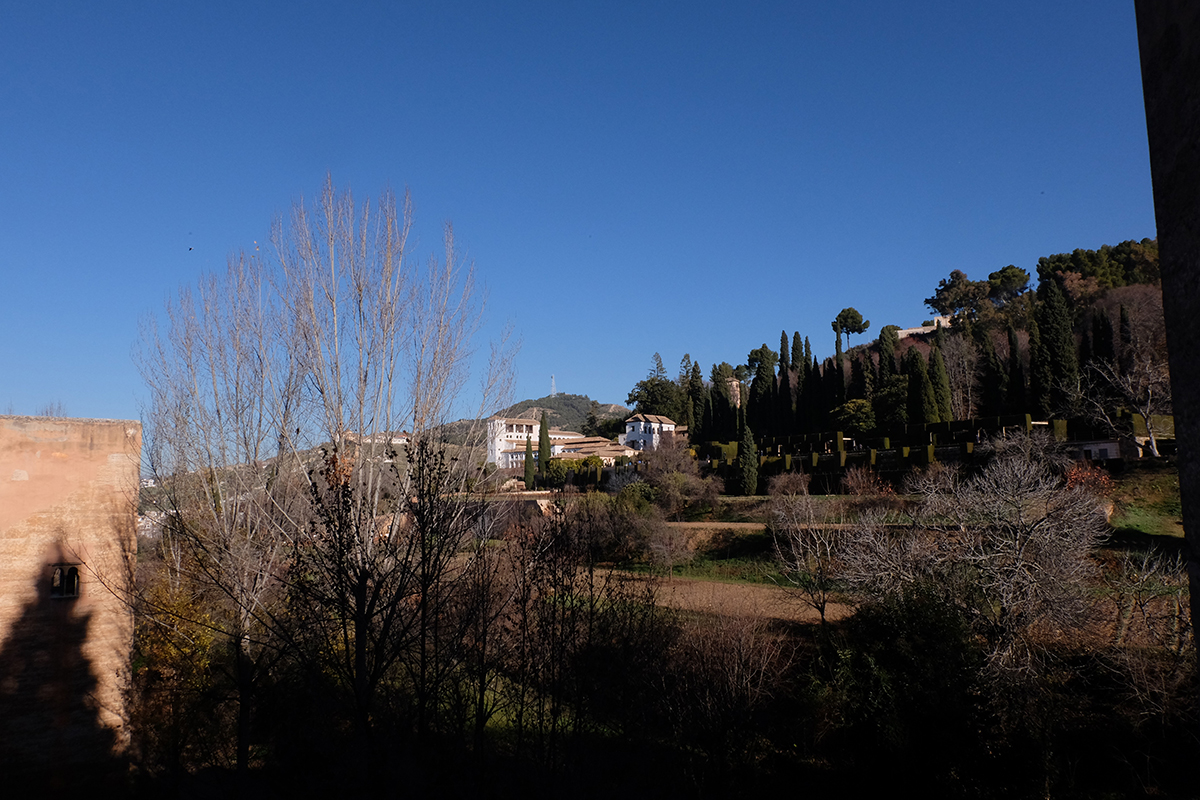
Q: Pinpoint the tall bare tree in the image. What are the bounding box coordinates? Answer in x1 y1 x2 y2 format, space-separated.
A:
137 176 514 772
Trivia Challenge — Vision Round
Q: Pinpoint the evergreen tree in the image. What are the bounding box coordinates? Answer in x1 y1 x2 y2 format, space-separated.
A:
1035 280 1079 416
1092 310 1115 364
746 344 778 438
803 337 812 376
777 363 794 436
929 345 953 422
1006 326 1026 414
831 320 846 406
878 325 900 379
538 411 550 478
1119 305 1134 372
791 331 804 371
676 354 695 431
806 355 823 431
976 333 1007 417
1028 315 1052 419
779 330 790 373
627 353 684 419
737 424 758 496
874 373 909 430
688 361 706 442
523 436 535 488
904 348 939 425
848 352 874 401
709 362 738 442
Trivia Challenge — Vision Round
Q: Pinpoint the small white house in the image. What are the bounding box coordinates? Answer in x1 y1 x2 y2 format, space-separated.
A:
618 414 676 451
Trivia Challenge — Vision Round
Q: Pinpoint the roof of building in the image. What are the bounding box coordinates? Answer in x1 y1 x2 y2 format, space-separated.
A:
625 413 676 425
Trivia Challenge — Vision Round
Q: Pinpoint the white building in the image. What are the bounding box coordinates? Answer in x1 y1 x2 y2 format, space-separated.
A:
618 413 676 451
486 417 585 468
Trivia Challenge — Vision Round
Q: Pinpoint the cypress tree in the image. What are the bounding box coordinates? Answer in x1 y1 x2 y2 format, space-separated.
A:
702 392 715 443
1035 280 1079 416
1092 310 1115 364
538 411 551 477
523 437 535 488
803 337 812 379
747 344 777 438
779 330 790 373
1028 316 1052 419
929 345 953 422
777 364 794 436
1119 305 1134 371
792 331 804 371
832 321 846 406
688 361 706 442
874 373 908 430
1006 326 1026 414
976 333 1007 417
737 424 759 496
878 325 899 379
849 352 874 401
904 348 939 425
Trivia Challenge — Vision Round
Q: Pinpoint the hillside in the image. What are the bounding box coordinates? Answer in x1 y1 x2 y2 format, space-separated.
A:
500 393 629 433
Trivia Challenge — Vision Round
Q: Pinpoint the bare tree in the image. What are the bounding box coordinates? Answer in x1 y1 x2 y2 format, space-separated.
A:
843 434 1107 679
136 176 515 773
770 485 840 624
932 435 1106 677
941 334 978 420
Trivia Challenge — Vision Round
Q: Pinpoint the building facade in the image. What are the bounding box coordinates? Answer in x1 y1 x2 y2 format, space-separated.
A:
619 414 677 451
486 417 585 469
0 416 141 780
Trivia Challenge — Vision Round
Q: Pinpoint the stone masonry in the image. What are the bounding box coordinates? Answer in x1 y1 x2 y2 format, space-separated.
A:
0 416 141 780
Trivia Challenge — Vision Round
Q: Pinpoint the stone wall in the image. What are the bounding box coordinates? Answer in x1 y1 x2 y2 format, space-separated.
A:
0 416 141 780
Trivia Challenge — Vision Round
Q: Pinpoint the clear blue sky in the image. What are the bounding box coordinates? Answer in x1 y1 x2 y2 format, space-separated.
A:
1 1 1154 422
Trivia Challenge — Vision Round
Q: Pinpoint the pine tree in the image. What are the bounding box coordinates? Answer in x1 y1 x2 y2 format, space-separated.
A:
523 436 535 488
538 411 550 477
737 424 758 496
929 345 953 422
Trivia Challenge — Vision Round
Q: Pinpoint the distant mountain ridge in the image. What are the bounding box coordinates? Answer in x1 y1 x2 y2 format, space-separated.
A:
500 393 629 433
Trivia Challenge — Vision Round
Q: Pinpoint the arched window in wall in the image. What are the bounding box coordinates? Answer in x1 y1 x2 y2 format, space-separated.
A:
50 564 81 598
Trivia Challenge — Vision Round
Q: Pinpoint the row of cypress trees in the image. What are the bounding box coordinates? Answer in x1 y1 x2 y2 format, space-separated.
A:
677 275 1139 446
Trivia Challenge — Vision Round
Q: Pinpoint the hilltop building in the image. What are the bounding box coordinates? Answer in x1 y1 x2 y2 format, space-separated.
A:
486 417 585 469
619 414 677 451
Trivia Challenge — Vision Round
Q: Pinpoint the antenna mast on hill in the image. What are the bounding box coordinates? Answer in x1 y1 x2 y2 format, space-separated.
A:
550 374 556 397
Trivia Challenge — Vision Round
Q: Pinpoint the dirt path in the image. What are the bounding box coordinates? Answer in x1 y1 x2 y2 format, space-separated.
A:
646 574 851 623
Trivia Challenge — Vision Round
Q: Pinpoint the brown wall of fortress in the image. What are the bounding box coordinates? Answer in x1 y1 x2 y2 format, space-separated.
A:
0 416 141 778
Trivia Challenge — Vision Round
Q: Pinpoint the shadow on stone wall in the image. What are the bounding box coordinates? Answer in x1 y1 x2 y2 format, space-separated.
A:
0 553 123 791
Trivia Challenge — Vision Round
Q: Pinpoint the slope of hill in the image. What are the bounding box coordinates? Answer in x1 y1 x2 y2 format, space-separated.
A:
501 393 629 433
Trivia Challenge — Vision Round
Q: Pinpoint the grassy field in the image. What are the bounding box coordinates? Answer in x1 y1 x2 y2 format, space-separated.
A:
1108 458 1184 538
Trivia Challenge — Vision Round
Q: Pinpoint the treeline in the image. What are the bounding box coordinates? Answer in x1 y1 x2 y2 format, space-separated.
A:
627 238 1167 456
